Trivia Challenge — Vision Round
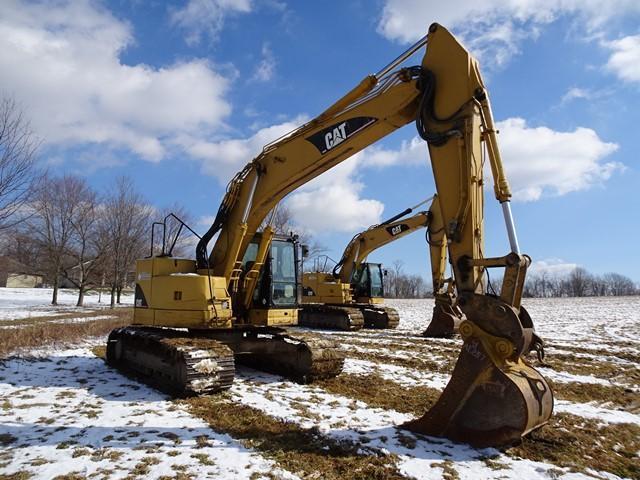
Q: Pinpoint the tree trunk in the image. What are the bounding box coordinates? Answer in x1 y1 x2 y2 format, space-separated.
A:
76 285 85 307
116 286 122 304
110 284 116 309
51 275 59 305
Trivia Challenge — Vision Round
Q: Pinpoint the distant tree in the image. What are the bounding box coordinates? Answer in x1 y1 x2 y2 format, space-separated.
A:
61 181 105 306
602 272 636 296
261 203 327 268
101 177 152 307
155 204 195 258
566 267 591 297
28 175 87 304
0 97 41 230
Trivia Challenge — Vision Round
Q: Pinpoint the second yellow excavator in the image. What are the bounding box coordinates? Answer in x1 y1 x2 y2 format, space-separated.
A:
300 199 432 330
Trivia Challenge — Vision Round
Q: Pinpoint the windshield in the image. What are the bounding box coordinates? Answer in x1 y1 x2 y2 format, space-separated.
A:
369 264 384 297
270 239 297 306
353 263 383 298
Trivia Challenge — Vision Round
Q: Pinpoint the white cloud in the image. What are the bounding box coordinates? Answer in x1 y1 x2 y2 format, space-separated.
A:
377 0 640 67
1 0 232 162
336 117 620 203
180 116 307 182
252 43 276 82
560 87 590 104
186 119 385 234
170 0 252 46
360 136 426 168
497 118 621 201
604 35 640 83
286 165 385 234
528 258 578 277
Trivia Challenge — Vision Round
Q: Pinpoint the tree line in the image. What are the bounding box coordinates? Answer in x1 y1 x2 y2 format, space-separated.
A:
523 267 638 298
0 96 192 306
383 262 639 299
1 174 190 307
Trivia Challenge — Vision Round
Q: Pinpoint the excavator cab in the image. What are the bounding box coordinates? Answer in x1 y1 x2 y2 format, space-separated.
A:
241 233 301 326
352 262 385 303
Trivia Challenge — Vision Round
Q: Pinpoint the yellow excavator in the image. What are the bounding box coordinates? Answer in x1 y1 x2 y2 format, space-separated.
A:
300 199 432 330
106 23 553 447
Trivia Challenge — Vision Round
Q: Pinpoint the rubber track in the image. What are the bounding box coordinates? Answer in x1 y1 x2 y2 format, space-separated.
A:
236 330 345 383
106 327 235 396
298 304 365 331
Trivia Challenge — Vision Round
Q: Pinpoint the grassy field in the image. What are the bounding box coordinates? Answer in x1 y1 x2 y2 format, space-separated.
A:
0 294 638 479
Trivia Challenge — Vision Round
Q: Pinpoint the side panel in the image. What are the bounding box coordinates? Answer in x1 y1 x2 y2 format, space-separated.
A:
133 257 233 329
247 308 298 326
302 272 352 304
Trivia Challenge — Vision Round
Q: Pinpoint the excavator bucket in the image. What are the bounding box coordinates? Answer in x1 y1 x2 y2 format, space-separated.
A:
405 295 553 447
423 302 463 337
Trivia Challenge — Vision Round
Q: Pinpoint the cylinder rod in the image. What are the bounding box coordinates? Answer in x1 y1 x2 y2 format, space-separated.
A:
501 201 520 254
241 172 260 224
375 33 428 79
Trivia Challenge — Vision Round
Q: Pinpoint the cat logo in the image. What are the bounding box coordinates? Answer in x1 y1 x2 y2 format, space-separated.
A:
385 223 410 236
305 116 377 154
324 122 347 150
390 225 403 236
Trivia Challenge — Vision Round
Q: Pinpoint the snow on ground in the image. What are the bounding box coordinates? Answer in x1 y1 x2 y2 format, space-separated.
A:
0 287 133 321
232 367 618 480
0 348 296 479
0 294 638 479
343 358 450 389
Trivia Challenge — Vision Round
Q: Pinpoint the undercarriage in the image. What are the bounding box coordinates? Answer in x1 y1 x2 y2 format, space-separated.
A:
298 303 399 331
106 325 345 395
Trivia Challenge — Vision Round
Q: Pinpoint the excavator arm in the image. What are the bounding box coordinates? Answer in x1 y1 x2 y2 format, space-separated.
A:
333 202 431 284
196 49 429 314
401 23 553 446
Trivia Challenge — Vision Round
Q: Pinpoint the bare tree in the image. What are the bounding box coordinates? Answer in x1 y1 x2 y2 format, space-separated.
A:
102 177 152 307
28 175 86 304
0 97 41 230
262 203 327 268
61 182 106 306
602 272 636 296
567 267 591 297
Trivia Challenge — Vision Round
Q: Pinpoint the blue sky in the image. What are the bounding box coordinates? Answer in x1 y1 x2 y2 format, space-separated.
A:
2 0 639 281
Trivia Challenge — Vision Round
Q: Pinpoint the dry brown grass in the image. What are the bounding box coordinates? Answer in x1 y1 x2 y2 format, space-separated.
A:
549 380 639 411
0 309 116 328
317 373 441 416
544 354 640 387
508 413 640 479
348 349 455 375
182 395 405 480
0 308 131 358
